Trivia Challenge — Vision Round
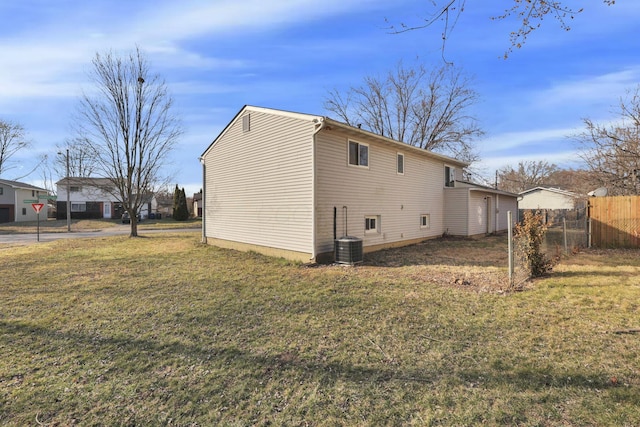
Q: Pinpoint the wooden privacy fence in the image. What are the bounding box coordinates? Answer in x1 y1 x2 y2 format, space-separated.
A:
589 196 640 248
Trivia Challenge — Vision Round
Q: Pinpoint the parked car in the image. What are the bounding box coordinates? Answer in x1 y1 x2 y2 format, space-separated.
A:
121 212 141 224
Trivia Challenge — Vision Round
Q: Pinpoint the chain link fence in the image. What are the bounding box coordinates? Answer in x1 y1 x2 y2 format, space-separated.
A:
509 209 589 288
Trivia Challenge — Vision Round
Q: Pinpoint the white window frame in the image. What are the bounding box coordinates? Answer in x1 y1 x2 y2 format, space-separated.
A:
70 186 81 193
421 214 430 229
365 215 380 234
444 165 455 188
71 203 86 212
397 153 404 175
348 140 369 168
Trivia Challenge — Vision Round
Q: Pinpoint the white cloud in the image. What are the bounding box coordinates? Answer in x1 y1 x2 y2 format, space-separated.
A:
478 126 579 153
532 68 640 108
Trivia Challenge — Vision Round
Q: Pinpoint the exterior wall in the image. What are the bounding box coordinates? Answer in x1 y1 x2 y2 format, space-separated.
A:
497 194 518 231
468 191 490 236
519 190 575 210
443 188 469 235
314 129 447 255
57 184 119 220
15 188 47 222
204 110 315 258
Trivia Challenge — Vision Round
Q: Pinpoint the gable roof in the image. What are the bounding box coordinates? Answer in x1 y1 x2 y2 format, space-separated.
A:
55 177 113 187
519 187 583 198
454 180 519 198
0 179 48 192
202 105 469 168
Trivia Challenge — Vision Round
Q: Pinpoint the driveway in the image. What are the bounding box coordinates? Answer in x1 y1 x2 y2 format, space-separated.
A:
0 225 200 247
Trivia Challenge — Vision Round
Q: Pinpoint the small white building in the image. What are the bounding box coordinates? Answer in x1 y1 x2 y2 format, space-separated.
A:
201 105 519 262
519 187 585 210
0 179 49 223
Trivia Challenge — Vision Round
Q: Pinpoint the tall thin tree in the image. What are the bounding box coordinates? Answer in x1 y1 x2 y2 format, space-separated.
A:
74 47 182 236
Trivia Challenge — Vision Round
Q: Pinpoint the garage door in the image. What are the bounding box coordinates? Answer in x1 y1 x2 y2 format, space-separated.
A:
0 207 11 223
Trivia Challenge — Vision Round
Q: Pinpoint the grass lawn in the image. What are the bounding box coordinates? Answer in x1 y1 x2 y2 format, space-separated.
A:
1 234 638 426
0 218 201 234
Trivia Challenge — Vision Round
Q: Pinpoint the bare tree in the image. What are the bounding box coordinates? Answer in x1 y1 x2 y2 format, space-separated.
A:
497 160 559 193
0 120 30 177
54 138 98 178
325 62 482 163
576 87 640 196
388 1 616 58
74 47 182 237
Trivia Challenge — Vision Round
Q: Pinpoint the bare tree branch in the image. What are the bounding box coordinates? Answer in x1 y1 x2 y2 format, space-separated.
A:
0 120 30 177
73 46 182 237
575 86 640 196
325 61 483 164
388 1 616 58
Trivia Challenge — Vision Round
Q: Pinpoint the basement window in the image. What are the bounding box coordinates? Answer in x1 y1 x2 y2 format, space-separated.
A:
365 215 380 234
421 214 430 229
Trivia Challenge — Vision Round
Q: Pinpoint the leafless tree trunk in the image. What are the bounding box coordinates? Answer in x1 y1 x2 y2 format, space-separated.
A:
0 120 30 177
325 62 482 163
387 1 616 58
575 87 640 196
74 46 182 237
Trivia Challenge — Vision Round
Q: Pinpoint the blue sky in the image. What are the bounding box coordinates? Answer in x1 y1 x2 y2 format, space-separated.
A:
1 0 639 194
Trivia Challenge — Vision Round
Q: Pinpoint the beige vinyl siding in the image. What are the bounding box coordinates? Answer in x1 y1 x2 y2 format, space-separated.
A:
443 188 469 235
497 195 518 231
468 192 490 236
204 110 315 255
519 190 574 210
314 129 445 254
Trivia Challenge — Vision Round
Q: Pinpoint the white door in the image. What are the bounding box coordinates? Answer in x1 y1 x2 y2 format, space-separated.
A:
104 202 111 219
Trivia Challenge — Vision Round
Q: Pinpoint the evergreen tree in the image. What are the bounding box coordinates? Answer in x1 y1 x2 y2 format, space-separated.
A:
172 185 189 221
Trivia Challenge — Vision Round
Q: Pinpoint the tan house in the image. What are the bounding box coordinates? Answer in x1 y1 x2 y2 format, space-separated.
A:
201 106 518 262
0 179 49 223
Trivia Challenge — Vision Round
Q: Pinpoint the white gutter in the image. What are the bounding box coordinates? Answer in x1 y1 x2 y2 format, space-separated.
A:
310 117 326 261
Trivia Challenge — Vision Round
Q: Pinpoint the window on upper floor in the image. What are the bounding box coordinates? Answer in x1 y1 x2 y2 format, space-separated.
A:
397 153 404 175
444 166 455 187
70 186 81 192
348 140 369 168
0 187 3 195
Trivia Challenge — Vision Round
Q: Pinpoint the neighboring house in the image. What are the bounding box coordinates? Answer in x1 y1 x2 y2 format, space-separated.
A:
56 177 158 220
201 105 520 263
193 192 202 217
0 179 49 223
519 187 585 210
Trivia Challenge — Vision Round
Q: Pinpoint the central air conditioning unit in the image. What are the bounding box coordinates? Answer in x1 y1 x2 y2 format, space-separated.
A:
335 236 363 265
334 206 363 265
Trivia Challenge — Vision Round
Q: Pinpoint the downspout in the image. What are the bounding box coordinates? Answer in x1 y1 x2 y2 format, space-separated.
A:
310 117 326 261
199 156 207 244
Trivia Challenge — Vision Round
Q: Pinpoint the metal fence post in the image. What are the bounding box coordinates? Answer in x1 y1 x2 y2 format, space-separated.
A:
508 210 513 286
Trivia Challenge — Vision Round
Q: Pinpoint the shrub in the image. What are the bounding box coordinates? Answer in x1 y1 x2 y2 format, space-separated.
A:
514 210 553 277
